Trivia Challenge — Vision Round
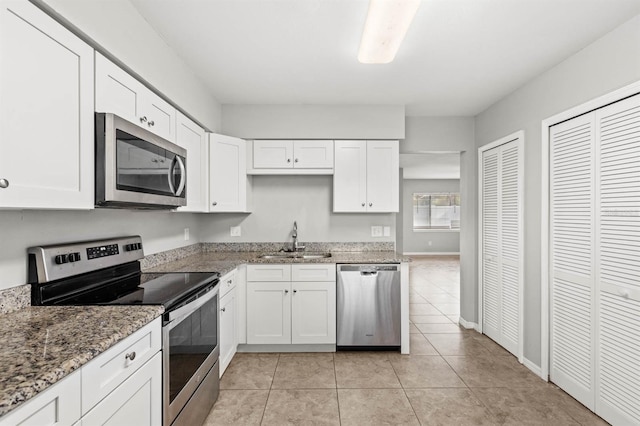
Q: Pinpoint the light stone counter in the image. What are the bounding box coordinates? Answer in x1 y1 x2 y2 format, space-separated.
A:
0 305 163 417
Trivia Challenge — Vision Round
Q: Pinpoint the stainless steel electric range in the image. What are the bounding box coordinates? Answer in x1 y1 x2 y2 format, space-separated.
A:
28 236 220 426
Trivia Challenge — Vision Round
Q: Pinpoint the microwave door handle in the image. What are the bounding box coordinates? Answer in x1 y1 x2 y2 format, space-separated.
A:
175 155 186 196
167 156 177 195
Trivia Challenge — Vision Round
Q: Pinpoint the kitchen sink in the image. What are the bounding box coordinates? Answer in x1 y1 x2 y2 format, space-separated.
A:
259 252 332 259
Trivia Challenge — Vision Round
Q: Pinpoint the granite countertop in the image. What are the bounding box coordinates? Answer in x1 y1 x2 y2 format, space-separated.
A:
0 305 164 417
144 250 410 275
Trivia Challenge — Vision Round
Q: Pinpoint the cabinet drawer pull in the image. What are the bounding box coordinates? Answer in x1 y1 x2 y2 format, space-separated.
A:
148 120 155 127
212 201 218 206
369 202 373 207
0 178 8 189
293 289 297 294
284 289 289 294
125 351 136 361
294 158 299 163
287 158 291 163
139 116 147 123
361 203 365 207
227 279 232 284
221 307 226 312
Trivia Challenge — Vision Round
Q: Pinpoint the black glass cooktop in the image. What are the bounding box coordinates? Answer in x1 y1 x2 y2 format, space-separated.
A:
33 261 219 311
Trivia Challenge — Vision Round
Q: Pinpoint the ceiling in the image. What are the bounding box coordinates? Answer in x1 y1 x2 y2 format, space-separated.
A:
131 0 640 116
400 153 460 179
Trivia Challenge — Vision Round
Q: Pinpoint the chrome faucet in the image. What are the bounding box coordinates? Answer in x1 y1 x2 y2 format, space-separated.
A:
291 221 305 252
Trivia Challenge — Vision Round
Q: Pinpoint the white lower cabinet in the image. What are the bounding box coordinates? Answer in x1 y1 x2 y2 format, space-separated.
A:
0 318 162 426
219 270 238 377
0 371 81 426
246 264 336 345
81 352 161 426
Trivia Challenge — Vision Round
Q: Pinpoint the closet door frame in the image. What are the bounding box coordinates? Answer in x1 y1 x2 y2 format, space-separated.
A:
477 130 525 363
541 80 640 381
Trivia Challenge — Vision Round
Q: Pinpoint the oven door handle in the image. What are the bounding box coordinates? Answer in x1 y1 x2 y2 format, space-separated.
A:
167 282 219 325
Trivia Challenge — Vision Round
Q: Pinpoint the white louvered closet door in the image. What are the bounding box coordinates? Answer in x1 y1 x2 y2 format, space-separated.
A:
550 112 596 410
482 138 522 358
595 94 640 426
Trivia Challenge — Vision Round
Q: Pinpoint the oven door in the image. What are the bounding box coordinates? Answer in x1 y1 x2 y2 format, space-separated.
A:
163 285 219 426
96 113 187 208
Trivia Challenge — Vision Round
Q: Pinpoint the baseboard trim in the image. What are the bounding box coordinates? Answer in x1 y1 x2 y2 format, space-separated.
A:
523 357 547 381
403 252 460 256
458 317 479 331
238 344 336 353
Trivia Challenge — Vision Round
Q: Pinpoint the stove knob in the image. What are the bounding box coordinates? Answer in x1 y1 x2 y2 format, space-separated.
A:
54 254 68 264
137 243 143 250
69 252 81 262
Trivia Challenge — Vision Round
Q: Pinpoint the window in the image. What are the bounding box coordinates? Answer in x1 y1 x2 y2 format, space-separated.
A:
413 192 460 230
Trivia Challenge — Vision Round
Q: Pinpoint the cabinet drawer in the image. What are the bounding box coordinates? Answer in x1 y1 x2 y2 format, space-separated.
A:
292 264 336 282
219 269 237 298
81 318 161 414
247 264 291 282
0 371 81 426
81 352 162 426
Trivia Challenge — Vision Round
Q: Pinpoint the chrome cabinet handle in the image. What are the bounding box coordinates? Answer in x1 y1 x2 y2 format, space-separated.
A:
227 279 232 284
221 307 226 312
148 120 155 127
287 159 291 163
0 179 8 189
369 202 373 207
361 203 365 207
212 201 218 206
139 116 147 123
294 158 299 163
284 289 289 294
125 351 136 361
293 289 297 294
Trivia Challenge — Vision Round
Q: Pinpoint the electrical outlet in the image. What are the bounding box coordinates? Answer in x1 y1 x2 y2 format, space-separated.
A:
371 226 383 237
184 228 190 241
383 226 391 237
230 226 241 237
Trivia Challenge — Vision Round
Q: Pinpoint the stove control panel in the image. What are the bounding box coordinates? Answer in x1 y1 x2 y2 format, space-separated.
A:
28 236 144 284
87 244 119 259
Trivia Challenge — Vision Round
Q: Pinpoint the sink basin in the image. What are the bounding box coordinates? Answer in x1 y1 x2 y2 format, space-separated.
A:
259 252 332 259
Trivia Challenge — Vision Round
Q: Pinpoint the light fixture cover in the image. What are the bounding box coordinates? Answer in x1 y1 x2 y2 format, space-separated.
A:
358 0 421 64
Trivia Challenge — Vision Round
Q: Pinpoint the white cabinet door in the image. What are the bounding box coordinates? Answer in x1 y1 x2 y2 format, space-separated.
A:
247 281 291 344
0 371 81 426
291 281 336 344
95 53 176 142
293 140 334 168
81 353 162 426
176 112 208 212
0 0 94 210
219 286 237 377
333 140 367 212
95 53 145 125
253 140 293 168
366 140 399 212
210 133 250 212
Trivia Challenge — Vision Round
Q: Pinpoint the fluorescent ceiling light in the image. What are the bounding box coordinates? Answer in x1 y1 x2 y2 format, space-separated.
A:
358 0 421 64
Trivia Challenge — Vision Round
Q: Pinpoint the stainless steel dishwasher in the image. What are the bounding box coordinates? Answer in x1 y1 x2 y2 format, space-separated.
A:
337 264 401 349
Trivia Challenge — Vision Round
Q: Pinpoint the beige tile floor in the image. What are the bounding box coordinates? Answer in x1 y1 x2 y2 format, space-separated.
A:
204 255 607 425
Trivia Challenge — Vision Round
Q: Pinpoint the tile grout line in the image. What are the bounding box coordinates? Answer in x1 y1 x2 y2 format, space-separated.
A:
258 353 279 425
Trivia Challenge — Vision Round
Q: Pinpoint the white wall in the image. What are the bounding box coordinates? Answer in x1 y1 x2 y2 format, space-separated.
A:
35 0 222 131
222 105 405 139
403 117 476 326
475 14 640 367
402 179 460 254
198 176 395 243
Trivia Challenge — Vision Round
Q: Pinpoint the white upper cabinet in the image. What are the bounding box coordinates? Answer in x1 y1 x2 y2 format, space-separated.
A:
333 140 399 213
0 0 94 210
176 112 208 212
209 133 252 212
250 140 334 174
95 53 176 142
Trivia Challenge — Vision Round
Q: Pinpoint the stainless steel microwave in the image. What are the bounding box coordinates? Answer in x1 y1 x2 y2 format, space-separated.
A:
95 113 187 209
